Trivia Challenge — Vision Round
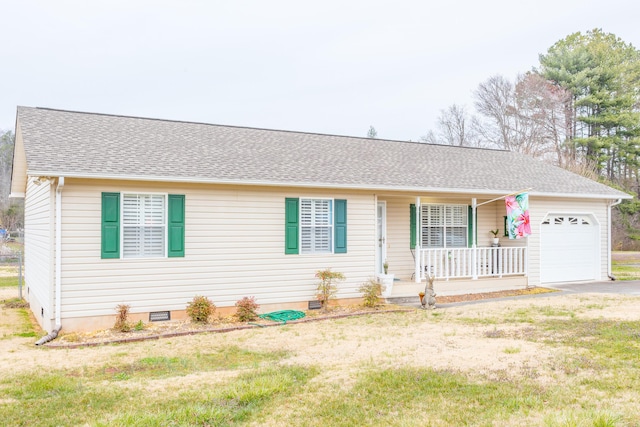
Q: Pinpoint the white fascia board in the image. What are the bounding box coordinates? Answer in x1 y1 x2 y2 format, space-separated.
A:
9 192 25 198
27 170 630 200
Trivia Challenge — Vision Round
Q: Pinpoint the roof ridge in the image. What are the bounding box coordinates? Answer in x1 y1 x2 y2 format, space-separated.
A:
22 106 508 154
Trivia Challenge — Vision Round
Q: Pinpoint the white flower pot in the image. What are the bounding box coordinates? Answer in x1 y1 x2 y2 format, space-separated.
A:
378 274 395 297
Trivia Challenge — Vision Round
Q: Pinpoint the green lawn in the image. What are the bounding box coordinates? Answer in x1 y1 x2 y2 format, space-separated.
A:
612 251 640 280
1 298 639 426
0 276 20 287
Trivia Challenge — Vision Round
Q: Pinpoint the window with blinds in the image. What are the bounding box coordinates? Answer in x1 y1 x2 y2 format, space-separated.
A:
122 194 166 258
421 204 467 248
300 198 333 254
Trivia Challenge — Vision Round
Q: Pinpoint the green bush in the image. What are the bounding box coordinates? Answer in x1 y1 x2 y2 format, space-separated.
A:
186 295 216 323
358 278 383 308
134 320 146 331
315 268 345 310
235 296 260 322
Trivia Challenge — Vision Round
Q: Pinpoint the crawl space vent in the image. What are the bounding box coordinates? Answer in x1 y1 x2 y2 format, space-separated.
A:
149 311 171 322
308 301 322 310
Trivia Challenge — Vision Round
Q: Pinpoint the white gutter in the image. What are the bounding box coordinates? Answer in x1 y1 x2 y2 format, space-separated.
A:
608 198 623 280
55 176 64 328
25 170 631 200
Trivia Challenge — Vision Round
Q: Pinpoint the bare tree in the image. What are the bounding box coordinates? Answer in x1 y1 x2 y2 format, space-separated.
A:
474 74 570 158
0 130 15 210
514 73 572 165
421 104 483 147
419 130 438 144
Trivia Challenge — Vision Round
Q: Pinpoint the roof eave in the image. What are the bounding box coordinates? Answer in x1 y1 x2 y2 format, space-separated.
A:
26 170 631 200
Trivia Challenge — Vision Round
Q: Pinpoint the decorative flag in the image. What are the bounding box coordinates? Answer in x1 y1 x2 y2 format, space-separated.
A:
505 193 531 239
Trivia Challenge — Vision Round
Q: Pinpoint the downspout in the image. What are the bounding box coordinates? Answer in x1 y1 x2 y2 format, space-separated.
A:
35 176 64 345
607 198 622 281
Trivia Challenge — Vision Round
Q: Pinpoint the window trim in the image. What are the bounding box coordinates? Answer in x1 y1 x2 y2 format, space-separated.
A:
420 203 469 249
299 197 334 255
120 191 168 259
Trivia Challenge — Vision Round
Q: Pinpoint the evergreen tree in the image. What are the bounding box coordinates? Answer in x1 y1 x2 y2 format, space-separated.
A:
538 29 640 184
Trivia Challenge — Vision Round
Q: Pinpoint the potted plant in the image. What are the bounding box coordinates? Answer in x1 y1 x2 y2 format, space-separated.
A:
379 260 394 297
490 229 500 245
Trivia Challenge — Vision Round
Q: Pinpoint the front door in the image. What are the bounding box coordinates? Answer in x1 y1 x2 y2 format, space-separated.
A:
376 201 387 274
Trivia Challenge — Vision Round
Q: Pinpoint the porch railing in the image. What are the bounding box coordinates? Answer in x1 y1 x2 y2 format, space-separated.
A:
415 246 527 281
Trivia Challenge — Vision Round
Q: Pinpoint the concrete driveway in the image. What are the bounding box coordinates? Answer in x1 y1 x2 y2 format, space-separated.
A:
547 280 640 295
431 280 640 309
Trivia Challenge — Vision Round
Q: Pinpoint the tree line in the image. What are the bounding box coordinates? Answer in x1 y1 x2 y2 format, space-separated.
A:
423 29 640 190
420 29 640 248
0 130 23 233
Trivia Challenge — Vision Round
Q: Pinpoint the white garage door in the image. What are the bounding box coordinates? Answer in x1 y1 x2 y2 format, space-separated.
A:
540 214 599 283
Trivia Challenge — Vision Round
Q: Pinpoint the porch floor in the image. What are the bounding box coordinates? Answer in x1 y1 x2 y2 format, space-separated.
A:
385 276 529 304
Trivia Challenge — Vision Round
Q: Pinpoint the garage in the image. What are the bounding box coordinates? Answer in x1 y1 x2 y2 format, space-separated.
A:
540 214 600 283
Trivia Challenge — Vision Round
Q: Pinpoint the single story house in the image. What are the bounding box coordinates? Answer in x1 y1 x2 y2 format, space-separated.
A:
10 107 630 333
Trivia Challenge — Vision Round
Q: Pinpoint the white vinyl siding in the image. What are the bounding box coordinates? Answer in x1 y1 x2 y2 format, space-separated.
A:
24 176 55 332
122 194 166 258
300 198 333 254
58 180 374 329
421 204 467 248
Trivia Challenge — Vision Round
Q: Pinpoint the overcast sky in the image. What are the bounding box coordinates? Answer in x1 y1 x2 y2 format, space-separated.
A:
2 1 638 141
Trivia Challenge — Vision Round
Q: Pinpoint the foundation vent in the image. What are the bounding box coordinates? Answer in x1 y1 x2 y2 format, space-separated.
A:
308 301 322 310
149 311 171 322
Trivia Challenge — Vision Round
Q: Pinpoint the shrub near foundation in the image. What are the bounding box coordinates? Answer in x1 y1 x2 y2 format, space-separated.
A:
235 296 259 322
358 278 383 307
114 304 132 332
186 296 216 323
315 268 345 310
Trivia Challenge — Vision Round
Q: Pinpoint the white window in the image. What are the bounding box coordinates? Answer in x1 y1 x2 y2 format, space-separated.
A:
421 204 467 248
122 194 166 258
300 198 333 254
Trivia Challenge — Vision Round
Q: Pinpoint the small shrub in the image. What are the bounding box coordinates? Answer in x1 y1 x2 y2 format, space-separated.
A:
186 295 216 323
315 268 345 310
61 332 81 343
134 320 145 331
114 304 132 332
358 278 383 308
235 296 260 322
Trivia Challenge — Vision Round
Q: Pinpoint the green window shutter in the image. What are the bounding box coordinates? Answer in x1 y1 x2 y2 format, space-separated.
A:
168 194 185 257
467 206 477 248
285 198 299 254
101 192 120 259
410 204 416 249
334 199 347 253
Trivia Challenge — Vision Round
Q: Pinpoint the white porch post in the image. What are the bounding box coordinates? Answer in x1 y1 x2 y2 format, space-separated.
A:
472 197 478 280
414 196 421 283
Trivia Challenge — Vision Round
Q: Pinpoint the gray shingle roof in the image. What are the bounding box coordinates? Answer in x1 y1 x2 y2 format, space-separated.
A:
16 106 628 198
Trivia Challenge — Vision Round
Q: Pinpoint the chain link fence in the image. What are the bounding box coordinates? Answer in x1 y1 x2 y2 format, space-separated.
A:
0 243 25 300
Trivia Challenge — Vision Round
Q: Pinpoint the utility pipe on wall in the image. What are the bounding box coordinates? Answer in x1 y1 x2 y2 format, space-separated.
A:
55 177 64 329
36 177 65 345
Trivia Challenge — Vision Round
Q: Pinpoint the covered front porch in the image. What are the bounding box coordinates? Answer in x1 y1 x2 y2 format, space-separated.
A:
376 193 529 295
413 246 527 281
386 276 529 301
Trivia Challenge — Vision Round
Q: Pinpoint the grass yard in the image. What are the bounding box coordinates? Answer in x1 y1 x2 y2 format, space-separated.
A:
612 251 640 280
1 292 639 426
